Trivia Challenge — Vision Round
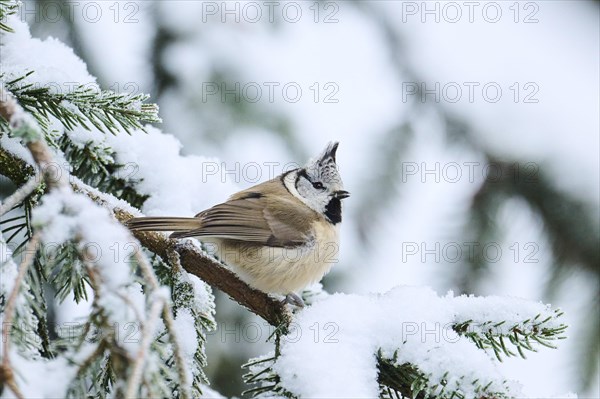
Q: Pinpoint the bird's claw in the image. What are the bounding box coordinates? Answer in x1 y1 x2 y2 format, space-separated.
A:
283 293 305 308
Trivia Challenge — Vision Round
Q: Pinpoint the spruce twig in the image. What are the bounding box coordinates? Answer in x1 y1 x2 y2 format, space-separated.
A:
2 72 161 135
453 312 567 361
0 0 19 33
0 234 40 399
0 82 190 398
133 250 192 399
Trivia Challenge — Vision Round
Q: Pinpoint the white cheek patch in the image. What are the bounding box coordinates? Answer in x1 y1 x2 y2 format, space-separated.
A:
283 172 327 214
283 172 305 202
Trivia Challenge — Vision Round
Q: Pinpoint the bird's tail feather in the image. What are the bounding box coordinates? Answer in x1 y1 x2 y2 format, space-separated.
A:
126 217 201 233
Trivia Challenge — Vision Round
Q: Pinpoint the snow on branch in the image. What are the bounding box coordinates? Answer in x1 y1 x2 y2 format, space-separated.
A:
112 207 293 329
0 85 192 398
0 233 40 399
0 133 292 330
450 294 567 361
243 287 566 398
0 81 43 142
2 71 161 135
0 130 293 333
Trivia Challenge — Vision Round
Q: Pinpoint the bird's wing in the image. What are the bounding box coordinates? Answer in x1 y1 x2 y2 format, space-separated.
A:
170 195 314 247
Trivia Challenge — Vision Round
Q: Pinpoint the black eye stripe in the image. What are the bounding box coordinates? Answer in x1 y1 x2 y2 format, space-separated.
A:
298 169 311 182
295 169 311 191
296 169 326 191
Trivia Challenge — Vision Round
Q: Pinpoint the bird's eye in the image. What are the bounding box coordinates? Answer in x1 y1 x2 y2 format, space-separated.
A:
312 182 324 190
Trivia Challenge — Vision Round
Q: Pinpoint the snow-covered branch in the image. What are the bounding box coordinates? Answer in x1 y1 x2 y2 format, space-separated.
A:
243 287 567 398
0 233 39 399
0 117 292 328
0 82 200 398
114 208 293 329
4 71 160 134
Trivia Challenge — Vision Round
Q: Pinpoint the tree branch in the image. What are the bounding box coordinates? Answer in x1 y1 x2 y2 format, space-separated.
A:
0 86 57 399
0 144 292 327
0 174 40 216
0 91 292 330
125 298 165 399
0 234 40 399
0 146 34 185
111 207 292 328
72 181 292 328
133 249 191 398
1 90 290 399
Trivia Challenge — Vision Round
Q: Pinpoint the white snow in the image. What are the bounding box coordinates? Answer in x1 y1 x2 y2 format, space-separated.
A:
448 291 562 334
32 186 143 353
1 234 76 398
174 307 199 386
274 286 565 398
0 16 238 218
65 121 235 221
63 121 239 223
6 354 78 399
1 16 98 94
100 125 238 216
0 134 36 166
188 272 217 322
70 175 143 217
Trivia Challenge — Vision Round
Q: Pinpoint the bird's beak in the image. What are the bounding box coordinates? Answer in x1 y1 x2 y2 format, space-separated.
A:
334 190 350 199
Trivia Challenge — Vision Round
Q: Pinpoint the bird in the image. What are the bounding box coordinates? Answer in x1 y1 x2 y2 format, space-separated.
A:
126 142 349 307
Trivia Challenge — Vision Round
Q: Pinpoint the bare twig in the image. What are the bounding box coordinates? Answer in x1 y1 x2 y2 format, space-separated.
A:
162 305 192 398
112 290 144 325
1 233 40 399
133 249 191 398
134 248 161 291
0 85 18 121
26 141 68 189
125 298 165 399
72 341 107 381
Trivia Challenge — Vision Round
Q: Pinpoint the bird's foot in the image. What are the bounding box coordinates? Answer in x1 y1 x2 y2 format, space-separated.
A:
282 292 305 308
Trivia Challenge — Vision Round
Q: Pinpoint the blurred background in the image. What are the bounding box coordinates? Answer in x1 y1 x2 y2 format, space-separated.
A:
14 0 599 396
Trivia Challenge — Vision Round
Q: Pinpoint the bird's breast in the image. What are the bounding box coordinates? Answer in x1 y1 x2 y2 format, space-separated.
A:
206 221 340 294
